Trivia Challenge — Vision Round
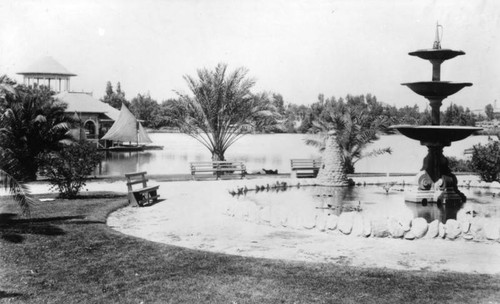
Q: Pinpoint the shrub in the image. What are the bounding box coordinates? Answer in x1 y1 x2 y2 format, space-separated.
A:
470 141 500 182
39 141 103 198
447 156 473 172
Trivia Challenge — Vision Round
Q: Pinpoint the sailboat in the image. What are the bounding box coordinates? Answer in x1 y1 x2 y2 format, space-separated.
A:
101 104 162 152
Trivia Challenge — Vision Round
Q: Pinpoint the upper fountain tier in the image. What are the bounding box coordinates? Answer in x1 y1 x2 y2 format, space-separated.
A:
408 48 467 82
409 48 465 62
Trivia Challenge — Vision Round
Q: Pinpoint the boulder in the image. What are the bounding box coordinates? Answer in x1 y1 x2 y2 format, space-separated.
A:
301 214 317 229
445 219 461 240
426 220 439 238
399 217 412 232
286 213 300 229
325 214 338 231
410 217 428 238
438 222 446 239
484 220 500 241
388 217 405 238
338 212 354 235
470 217 486 241
371 217 389 238
362 218 372 237
404 231 416 240
462 233 474 241
351 214 365 236
461 222 471 234
456 208 473 223
315 212 329 232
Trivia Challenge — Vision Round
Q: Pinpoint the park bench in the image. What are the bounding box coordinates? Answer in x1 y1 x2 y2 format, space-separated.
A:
190 161 246 180
290 159 322 178
124 171 160 207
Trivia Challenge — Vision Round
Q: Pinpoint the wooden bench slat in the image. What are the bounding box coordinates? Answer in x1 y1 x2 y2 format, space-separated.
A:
132 185 159 193
127 179 149 186
290 159 321 178
125 171 147 178
190 161 246 180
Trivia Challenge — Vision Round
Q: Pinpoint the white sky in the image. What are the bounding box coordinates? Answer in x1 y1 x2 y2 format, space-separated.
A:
0 0 498 110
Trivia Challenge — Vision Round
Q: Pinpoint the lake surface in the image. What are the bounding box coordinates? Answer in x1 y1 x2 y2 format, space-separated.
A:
97 133 491 176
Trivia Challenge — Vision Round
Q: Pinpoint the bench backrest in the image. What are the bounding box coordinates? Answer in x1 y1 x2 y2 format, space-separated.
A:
290 159 322 168
125 171 149 191
191 161 245 169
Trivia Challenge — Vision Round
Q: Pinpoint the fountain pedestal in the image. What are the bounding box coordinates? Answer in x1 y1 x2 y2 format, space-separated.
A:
393 125 481 205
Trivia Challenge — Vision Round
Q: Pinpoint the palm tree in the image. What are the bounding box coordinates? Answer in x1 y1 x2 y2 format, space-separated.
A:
167 63 278 161
307 104 392 176
0 76 36 215
0 83 74 181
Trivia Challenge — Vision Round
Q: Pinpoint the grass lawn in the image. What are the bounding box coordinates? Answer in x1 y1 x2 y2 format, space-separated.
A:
1 192 500 304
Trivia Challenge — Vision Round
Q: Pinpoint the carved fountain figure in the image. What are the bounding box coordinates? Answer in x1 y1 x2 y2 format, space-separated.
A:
392 24 482 205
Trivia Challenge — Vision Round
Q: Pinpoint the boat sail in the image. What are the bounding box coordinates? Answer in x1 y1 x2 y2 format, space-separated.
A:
102 103 152 151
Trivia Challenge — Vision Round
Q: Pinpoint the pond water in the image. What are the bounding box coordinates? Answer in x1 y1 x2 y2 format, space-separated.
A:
97 133 491 176
229 184 500 225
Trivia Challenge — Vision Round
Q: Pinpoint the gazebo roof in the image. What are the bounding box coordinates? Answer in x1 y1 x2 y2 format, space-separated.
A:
17 56 76 77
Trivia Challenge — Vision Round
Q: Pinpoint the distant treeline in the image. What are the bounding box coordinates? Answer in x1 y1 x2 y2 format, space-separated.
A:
101 82 489 134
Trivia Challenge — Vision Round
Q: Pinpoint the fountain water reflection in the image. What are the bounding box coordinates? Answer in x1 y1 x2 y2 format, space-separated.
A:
230 185 500 225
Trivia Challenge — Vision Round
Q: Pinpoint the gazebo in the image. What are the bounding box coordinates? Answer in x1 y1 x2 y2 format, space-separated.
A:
17 56 76 93
17 56 119 145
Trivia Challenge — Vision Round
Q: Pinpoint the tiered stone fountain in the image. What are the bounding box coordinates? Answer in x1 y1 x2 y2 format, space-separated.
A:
392 26 482 205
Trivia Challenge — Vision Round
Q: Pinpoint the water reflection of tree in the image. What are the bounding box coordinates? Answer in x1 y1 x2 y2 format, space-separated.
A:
309 186 358 216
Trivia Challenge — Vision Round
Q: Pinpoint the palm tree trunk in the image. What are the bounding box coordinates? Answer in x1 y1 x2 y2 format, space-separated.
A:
316 131 349 186
211 151 225 161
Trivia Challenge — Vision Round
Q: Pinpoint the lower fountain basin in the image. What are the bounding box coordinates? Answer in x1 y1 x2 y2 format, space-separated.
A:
401 81 472 99
390 125 482 146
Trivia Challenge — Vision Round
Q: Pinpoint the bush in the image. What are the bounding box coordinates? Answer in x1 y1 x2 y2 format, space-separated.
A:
39 141 103 198
447 156 473 172
470 141 500 182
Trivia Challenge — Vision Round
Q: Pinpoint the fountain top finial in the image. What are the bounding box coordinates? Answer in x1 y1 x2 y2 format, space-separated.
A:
432 22 443 50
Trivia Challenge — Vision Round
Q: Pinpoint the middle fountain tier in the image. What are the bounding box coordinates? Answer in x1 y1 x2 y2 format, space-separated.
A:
391 28 481 205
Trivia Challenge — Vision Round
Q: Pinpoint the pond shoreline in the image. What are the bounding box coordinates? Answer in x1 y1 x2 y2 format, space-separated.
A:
106 177 500 274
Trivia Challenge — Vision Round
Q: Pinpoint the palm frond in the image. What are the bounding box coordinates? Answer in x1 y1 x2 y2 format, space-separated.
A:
0 168 36 216
361 147 393 159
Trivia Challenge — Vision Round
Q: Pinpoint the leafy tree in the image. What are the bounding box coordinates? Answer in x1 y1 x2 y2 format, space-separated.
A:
470 141 500 182
271 93 286 115
130 93 160 128
447 156 472 173
306 98 392 174
101 81 129 109
166 63 279 161
0 83 74 181
39 140 103 198
147 99 180 129
485 103 494 120
441 103 476 126
398 105 421 125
